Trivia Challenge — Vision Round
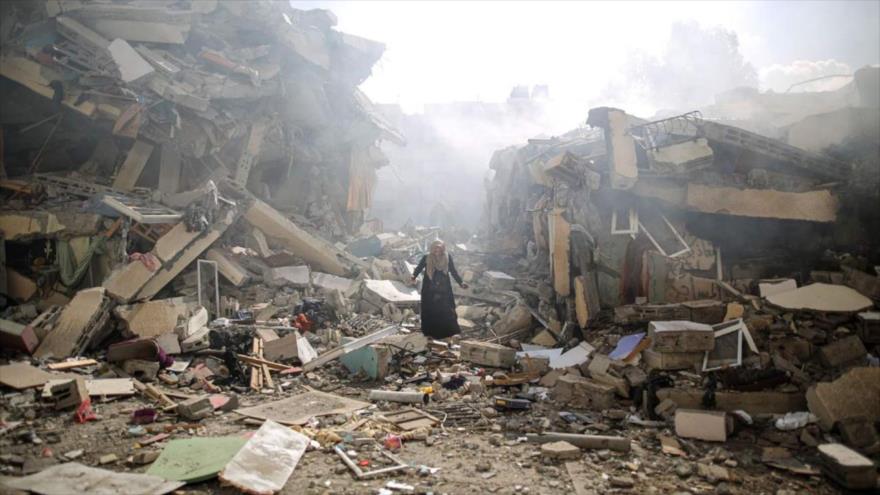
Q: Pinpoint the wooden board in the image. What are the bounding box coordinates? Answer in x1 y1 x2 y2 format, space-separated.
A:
379 408 440 431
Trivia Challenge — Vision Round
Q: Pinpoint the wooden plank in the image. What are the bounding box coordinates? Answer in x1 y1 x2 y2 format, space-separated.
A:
112 140 154 191
47 359 98 370
236 354 293 371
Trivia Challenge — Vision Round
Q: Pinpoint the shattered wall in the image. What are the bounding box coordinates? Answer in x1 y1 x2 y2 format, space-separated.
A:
484 68 880 324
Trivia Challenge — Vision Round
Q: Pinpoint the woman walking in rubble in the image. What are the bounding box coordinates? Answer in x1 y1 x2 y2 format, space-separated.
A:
410 240 468 340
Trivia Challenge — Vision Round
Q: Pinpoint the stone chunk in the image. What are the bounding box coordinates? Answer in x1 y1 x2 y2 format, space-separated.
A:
817 443 877 490
648 320 715 352
540 441 581 460
675 409 732 442
177 396 212 421
817 335 867 368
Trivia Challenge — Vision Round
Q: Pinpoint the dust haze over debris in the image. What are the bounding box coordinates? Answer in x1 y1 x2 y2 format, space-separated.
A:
317 1 879 230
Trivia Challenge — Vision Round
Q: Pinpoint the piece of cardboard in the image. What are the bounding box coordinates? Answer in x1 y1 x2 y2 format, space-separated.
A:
219 420 309 494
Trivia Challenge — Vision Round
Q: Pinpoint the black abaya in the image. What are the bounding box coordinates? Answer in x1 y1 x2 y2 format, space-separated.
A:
412 254 463 339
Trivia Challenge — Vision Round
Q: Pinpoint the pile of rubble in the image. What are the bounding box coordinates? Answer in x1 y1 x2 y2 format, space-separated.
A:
1 1 880 494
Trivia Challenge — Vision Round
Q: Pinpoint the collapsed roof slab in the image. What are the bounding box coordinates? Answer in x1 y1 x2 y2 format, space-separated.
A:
629 179 839 223
244 199 348 276
701 121 851 181
686 184 839 223
103 209 237 303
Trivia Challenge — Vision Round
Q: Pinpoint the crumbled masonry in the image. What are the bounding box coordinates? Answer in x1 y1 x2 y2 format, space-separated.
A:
1 1 879 494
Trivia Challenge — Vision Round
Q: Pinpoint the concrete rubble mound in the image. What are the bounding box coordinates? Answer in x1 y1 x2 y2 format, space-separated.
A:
1 2 879 494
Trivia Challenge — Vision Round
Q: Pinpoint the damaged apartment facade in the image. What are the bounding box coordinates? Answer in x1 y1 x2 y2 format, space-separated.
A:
485 66 880 330
0 0 402 315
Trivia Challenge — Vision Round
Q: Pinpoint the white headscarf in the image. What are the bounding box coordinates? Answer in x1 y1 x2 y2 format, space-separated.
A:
425 240 449 280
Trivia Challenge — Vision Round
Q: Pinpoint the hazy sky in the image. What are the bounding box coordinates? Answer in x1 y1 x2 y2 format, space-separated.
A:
296 0 878 116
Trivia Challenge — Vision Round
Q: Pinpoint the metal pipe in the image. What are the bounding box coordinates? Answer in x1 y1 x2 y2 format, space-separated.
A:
368 390 429 405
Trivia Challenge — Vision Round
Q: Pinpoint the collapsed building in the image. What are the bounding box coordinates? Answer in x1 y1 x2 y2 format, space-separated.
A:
0 0 403 309
486 66 880 325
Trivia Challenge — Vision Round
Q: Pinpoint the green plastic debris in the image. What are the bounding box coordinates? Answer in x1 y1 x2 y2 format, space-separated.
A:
146 436 247 483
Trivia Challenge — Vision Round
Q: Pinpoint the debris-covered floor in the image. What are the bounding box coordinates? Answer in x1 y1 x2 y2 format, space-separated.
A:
1 1 879 495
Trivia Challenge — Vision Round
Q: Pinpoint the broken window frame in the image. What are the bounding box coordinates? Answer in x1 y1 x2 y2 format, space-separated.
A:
702 322 743 372
637 212 691 258
611 208 639 235
197 260 220 320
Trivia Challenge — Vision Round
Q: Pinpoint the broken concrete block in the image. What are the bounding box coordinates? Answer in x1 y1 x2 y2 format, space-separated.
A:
540 441 581 460
818 335 867 368
122 360 160 382
460 340 516 368
648 321 715 353
758 278 797 298
244 199 347 276
817 443 877 490
530 329 557 347
180 326 210 353
154 333 181 355
681 299 726 324
177 396 212 421
262 333 300 362
588 107 638 190
312 272 353 293
674 409 733 442
654 398 678 420
856 311 880 344
766 283 873 313
362 279 420 308
114 298 189 339
838 417 880 452
642 348 703 371
5 268 38 303
266 265 310 288
807 367 880 430
552 374 616 410
492 304 533 336
0 318 39 354
50 378 88 410
483 270 516 290
657 388 806 416
457 305 488 321
34 287 110 359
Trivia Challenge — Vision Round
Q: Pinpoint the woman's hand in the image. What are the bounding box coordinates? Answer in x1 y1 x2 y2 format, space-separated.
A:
410 276 417 285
